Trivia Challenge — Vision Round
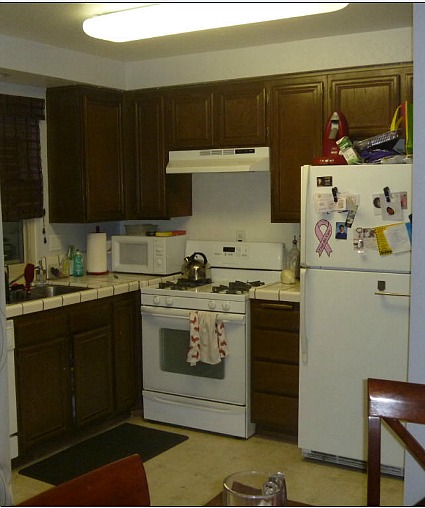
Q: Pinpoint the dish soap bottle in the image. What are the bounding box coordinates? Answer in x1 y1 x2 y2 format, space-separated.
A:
288 235 300 280
73 249 84 277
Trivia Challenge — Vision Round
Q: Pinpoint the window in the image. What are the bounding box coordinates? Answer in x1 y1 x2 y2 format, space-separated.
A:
0 93 45 265
3 221 24 264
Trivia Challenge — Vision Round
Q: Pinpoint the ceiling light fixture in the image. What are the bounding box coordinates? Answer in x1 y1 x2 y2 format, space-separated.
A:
83 3 349 43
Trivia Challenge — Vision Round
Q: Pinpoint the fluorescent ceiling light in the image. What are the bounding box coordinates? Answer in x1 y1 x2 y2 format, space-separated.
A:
83 3 349 43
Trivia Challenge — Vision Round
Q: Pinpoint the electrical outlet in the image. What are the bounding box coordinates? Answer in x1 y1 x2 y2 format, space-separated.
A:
236 230 245 242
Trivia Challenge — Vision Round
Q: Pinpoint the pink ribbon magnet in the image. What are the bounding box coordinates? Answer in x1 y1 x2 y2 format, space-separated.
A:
315 219 333 257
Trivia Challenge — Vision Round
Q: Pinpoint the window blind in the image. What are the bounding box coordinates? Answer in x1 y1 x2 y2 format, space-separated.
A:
0 94 45 220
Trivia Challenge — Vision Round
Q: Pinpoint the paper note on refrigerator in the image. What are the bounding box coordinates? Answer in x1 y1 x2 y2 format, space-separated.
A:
375 223 411 256
383 223 411 254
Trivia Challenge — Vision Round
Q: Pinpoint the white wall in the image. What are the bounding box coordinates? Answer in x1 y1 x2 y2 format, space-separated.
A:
0 34 126 89
404 5 425 506
125 28 412 89
0 28 412 91
125 172 299 249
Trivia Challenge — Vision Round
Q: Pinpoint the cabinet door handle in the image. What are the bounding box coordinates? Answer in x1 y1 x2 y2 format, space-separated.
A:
259 303 294 311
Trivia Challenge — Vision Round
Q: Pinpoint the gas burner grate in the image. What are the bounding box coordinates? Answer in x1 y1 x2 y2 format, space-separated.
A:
212 280 265 295
158 278 212 290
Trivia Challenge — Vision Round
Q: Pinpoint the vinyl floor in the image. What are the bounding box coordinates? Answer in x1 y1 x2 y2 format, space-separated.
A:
12 416 403 506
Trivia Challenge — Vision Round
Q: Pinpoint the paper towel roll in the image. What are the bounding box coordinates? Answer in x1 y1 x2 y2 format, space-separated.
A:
86 232 108 274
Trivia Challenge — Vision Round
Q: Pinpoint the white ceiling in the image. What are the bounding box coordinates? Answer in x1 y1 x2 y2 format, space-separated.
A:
0 2 413 63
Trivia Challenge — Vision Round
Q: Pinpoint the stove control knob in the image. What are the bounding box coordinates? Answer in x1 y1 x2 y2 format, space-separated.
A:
153 296 161 305
208 300 217 310
165 296 174 306
222 301 231 311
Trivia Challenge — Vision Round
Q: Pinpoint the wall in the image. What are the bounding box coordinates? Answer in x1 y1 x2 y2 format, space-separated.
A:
404 4 425 505
0 27 412 91
0 34 126 89
125 28 412 89
124 172 299 248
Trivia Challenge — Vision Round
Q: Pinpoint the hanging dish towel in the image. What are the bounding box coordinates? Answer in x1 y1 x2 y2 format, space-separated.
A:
187 311 228 366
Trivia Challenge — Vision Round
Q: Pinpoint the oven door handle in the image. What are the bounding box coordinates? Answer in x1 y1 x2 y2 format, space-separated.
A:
140 305 245 323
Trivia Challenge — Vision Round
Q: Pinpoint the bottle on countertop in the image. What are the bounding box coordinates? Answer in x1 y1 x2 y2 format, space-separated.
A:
73 249 84 277
281 240 296 284
62 245 75 276
288 235 300 280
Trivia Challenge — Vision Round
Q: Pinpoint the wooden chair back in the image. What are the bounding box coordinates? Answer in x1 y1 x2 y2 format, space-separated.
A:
367 378 425 506
17 453 150 506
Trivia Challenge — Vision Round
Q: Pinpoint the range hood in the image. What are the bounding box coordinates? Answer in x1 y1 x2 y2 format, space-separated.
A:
166 147 270 174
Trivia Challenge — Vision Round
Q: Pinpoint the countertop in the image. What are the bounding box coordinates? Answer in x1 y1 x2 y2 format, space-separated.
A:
249 281 300 303
6 272 167 319
7 273 301 319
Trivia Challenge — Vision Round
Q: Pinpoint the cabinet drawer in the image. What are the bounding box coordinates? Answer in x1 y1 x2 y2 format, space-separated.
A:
69 298 111 332
251 300 300 331
252 329 299 363
14 308 68 346
252 361 299 397
252 392 298 433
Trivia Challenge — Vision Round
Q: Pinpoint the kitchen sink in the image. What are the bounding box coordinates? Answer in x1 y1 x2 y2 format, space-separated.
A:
8 284 89 304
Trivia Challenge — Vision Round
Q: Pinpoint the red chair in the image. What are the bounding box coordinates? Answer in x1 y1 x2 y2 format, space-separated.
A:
18 454 150 506
367 378 425 506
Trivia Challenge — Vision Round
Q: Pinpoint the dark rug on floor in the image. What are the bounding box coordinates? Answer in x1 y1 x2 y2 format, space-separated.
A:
19 423 188 485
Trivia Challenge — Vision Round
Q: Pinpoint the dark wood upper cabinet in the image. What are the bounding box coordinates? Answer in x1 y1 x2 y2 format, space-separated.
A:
45 63 412 225
167 81 268 149
269 63 412 223
213 82 268 147
168 86 214 150
327 68 401 139
269 75 325 223
124 90 192 219
47 86 125 223
401 68 413 102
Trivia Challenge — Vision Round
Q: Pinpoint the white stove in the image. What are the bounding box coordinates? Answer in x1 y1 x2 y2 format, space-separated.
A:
140 240 284 438
141 240 284 311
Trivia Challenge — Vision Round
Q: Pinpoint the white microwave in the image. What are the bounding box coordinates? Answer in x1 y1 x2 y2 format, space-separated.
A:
111 235 186 275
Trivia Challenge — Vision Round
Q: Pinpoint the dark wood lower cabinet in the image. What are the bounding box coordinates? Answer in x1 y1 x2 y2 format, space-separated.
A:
14 292 140 457
15 310 72 453
73 326 114 428
251 299 300 436
113 290 140 413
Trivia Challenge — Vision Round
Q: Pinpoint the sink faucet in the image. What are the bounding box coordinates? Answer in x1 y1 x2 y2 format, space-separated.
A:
35 257 47 287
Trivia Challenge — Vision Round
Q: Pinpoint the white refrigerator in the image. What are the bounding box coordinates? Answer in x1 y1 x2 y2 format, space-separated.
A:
299 164 412 473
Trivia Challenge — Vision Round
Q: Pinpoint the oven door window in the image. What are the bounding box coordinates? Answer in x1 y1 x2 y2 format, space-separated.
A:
160 328 225 379
142 309 246 404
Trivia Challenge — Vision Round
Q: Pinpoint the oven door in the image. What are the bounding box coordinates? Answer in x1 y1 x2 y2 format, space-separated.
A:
141 305 247 404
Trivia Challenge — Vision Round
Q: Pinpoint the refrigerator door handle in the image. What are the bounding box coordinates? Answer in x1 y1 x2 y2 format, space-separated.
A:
375 291 411 298
300 267 308 364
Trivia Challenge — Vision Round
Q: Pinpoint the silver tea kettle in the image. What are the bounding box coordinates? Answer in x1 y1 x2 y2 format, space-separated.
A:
181 252 211 281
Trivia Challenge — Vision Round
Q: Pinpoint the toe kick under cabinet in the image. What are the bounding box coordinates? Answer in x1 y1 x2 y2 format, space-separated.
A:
250 299 300 436
14 291 140 458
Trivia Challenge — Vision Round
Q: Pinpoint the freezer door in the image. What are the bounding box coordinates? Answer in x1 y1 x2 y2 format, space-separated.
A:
301 164 412 272
299 268 410 468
